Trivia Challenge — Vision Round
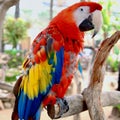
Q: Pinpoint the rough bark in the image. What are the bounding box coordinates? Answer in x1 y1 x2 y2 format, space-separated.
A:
83 31 120 120
47 31 120 119
0 0 19 52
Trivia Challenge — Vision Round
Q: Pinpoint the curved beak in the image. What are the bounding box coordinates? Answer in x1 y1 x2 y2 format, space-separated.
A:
92 10 103 38
79 10 102 38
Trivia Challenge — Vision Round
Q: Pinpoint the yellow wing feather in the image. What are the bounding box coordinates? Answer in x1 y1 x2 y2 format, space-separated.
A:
20 57 56 99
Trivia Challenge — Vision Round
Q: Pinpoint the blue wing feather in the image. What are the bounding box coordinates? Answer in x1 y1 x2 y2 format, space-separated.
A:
54 47 64 84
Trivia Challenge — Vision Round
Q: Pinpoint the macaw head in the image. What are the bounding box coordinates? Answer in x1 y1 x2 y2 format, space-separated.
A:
72 2 102 37
50 2 102 38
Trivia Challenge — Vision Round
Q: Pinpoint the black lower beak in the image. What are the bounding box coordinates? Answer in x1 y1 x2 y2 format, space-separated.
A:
79 16 94 32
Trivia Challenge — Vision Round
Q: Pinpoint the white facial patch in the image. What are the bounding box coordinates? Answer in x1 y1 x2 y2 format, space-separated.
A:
73 6 90 27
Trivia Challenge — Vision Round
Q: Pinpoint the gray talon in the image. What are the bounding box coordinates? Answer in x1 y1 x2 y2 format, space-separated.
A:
56 98 69 118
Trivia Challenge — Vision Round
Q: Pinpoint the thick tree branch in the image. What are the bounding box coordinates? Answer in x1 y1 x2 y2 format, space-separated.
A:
83 31 120 120
3 0 19 9
47 91 120 119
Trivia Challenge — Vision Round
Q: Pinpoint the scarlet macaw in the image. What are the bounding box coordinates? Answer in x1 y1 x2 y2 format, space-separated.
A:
12 1 102 120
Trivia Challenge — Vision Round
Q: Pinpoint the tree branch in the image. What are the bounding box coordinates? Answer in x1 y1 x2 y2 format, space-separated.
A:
47 91 120 119
4 0 19 8
83 31 120 120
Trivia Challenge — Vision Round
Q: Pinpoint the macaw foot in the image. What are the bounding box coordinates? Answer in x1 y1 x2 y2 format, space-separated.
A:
47 98 69 119
56 98 69 118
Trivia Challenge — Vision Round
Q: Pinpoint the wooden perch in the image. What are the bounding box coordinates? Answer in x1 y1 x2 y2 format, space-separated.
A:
47 91 120 118
47 31 120 119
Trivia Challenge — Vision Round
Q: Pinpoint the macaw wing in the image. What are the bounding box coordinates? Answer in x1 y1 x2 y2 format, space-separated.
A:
14 31 64 120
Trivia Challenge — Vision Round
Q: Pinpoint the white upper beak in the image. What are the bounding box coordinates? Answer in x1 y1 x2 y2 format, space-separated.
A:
92 10 103 38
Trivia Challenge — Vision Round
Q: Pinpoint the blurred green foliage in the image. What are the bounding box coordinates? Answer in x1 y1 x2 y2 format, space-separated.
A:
107 57 119 72
5 69 20 82
99 0 120 38
115 104 120 112
107 46 120 72
4 49 23 82
5 75 16 82
4 17 30 48
5 49 23 68
99 0 120 72
100 0 112 32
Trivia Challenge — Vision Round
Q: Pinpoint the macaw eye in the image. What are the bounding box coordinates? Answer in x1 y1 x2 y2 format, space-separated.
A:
80 8 83 11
